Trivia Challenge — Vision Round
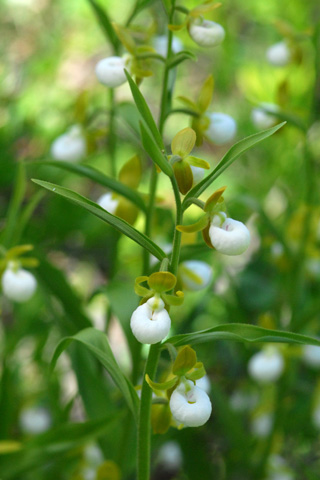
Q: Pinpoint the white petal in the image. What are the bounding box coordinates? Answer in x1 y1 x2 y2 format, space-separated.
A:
153 35 183 56
180 260 213 291
209 218 250 255
251 103 279 130
157 441 183 469
95 56 127 88
97 192 119 214
205 113 237 145
251 413 273 437
2 268 37 303
190 165 205 186
189 20 225 47
302 345 320 369
51 125 86 162
130 301 171 344
266 41 291 67
195 375 211 394
248 348 284 383
169 380 212 427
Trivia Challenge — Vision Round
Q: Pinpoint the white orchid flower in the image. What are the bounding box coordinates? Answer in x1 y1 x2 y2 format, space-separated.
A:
19 406 51 434
189 19 225 47
205 112 237 145
266 41 291 67
97 192 119 215
180 260 213 291
251 103 279 130
51 125 86 162
2 264 37 303
154 35 183 56
248 347 284 383
302 345 320 369
169 380 212 427
209 213 251 256
157 441 183 470
251 413 273 438
130 296 171 344
95 56 128 88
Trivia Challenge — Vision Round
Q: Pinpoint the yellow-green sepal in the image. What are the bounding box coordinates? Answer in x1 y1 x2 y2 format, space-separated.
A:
198 75 214 114
185 362 207 381
186 156 210 170
148 271 177 293
112 23 136 54
190 1 222 17
172 345 197 376
19 257 39 268
204 186 227 213
6 244 34 259
176 214 209 233
119 155 141 189
151 403 172 434
145 374 179 392
171 128 196 158
177 96 199 113
162 290 184 306
173 160 193 195
96 460 121 480
134 276 151 296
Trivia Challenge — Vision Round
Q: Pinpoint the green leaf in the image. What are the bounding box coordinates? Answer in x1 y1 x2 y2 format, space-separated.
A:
167 51 197 69
31 161 146 212
183 122 286 208
140 123 173 177
125 70 164 150
165 323 320 347
32 179 166 261
51 328 139 422
87 0 120 53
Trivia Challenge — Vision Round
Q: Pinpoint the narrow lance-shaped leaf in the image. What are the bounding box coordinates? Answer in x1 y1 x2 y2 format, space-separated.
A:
31 161 147 212
140 123 173 177
165 323 320 347
51 328 139 422
32 179 166 261
125 70 164 150
86 0 120 53
183 122 286 209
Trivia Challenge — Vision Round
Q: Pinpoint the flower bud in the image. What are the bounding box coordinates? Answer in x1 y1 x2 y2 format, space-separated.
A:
95 56 128 88
19 406 51 434
266 41 291 67
51 125 86 162
179 260 213 291
251 413 273 438
154 35 183 56
2 265 37 303
205 112 237 145
251 103 279 130
188 19 225 47
169 380 212 427
97 192 119 215
302 345 320 369
209 215 250 256
248 347 284 383
130 296 171 344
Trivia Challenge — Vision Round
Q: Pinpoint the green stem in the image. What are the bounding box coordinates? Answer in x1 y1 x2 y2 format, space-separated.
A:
142 166 158 273
169 177 183 276
137 343 160 480
108 88 117 177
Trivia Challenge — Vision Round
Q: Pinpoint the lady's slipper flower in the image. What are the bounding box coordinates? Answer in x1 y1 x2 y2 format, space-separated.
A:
2 264 37 303
209 213 251 256
251 103 279 130
153 35 183 57
251 413 273 438
188 19 225 47
248 347 284 383
130 296 171 344
266 41 291 67
19 406 51 434
97 192 119 215
51 125 86 162
205 112 237 145
95 56 128 88
169 380 212 427
179 260 213 291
